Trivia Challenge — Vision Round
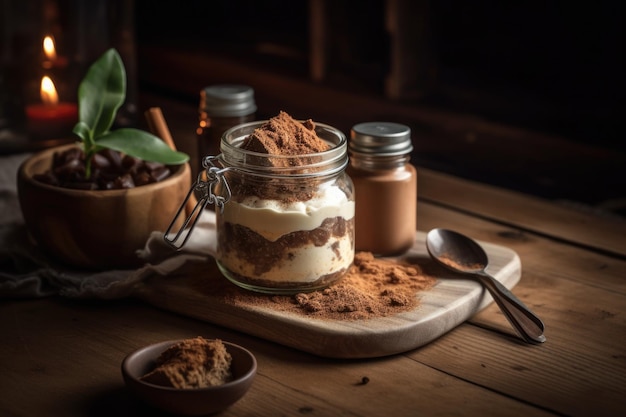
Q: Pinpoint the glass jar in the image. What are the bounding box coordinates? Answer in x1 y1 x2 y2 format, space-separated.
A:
347 122 417 255
212 121 355 294
197 84 257 171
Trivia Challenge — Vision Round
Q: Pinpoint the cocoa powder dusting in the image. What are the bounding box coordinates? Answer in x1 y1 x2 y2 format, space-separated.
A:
229 110 333 202
241 111 329 169
222 252 437 320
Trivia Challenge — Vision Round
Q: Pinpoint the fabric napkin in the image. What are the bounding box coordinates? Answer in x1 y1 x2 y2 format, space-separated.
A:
0 211 217 299
0 152 218 299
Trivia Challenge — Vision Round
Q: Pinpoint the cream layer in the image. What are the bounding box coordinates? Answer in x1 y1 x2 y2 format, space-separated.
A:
221 185 355 242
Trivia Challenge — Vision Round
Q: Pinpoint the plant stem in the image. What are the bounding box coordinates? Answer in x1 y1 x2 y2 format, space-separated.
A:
84 149 94 179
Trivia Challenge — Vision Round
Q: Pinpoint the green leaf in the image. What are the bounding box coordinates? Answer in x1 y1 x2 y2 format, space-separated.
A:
72 121 92 145
96 128 190 165
71 47 189 178
76 48 126 139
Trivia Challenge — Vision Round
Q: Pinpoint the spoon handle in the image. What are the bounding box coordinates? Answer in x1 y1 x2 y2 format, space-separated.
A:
477 271 546 344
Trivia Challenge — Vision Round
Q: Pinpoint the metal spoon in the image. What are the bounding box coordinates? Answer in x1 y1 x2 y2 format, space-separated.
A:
426 228 546 344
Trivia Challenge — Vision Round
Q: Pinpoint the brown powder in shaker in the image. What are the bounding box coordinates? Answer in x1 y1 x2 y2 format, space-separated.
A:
348 122 417 256
348 165 417 255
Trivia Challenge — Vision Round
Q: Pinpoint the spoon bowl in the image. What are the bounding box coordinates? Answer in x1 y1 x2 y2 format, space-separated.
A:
426 228 546 344
426 228 489 274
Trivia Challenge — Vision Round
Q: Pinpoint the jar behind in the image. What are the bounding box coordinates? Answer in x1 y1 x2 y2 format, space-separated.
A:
197 84 256 174
347 122 417 255
214 121 355 294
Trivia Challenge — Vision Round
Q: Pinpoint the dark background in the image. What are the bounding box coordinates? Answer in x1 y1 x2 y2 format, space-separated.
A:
132 0 624 217
135 0 623 151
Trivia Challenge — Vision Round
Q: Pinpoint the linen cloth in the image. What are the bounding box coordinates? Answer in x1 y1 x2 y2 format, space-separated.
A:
0 152 217 299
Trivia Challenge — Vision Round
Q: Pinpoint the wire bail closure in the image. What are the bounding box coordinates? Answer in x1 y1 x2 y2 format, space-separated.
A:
164 156 231 249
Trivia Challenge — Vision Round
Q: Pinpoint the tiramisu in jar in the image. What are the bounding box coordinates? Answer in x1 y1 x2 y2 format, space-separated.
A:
191 112 355 294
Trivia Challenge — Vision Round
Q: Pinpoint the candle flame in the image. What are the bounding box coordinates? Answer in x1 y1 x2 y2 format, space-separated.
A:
43 36 57 61
40 76 59 106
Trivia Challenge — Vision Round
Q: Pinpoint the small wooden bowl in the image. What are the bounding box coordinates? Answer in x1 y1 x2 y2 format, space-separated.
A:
17 144 191 269
121 339 257 416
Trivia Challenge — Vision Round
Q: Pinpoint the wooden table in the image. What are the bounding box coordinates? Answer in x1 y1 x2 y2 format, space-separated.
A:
1 99 625 417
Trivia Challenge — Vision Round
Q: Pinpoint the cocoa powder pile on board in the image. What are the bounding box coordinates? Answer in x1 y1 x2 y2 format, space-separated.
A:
223 251 437 320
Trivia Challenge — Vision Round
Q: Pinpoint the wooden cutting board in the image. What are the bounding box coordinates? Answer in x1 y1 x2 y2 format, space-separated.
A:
135 231 521 358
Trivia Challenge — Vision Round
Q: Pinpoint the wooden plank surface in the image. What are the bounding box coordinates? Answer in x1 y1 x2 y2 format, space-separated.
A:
0 297 555 417
415 202 626 417
133 231 521 358
418 167 626 258
1 180 624 416
3 91 624 416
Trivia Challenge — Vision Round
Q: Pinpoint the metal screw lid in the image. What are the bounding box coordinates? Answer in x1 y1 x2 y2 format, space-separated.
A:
200 84 257 117
349 122 413 156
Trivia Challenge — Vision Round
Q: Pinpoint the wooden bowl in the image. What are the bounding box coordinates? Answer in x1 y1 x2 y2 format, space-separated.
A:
17 144 191 269
121 339 257 416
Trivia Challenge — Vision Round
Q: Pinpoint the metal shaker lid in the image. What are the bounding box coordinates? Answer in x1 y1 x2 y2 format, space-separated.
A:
200 84 257 117
349 122 413 155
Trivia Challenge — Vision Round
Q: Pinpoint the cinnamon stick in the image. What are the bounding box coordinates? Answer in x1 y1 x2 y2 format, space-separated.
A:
144 107 198 216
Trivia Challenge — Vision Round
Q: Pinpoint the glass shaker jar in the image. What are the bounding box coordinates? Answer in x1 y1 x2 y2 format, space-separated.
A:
169 120 355 295
347 122 417 255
